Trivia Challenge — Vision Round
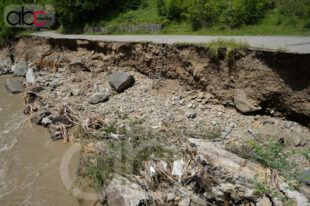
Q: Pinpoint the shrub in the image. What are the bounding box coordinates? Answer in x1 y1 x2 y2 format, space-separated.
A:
223 0 270 27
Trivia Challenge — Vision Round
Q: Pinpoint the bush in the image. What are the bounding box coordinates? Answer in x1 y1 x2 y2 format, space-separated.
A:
223 0 270 28
157 0 271 29
156 0 185 20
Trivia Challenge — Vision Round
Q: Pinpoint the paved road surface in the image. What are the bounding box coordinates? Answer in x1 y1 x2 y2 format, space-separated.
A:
32 31 310 53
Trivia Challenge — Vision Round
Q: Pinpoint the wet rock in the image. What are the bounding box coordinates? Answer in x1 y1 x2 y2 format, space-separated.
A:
89 93 109 104
105 175 148 206
185 111 197 119
234 89 261 114
12 61 27 77
5 79 24 93
48 124 62 140
42 117 52 126
256 196 272 206
109 71 135 93
299 170 310 186
31 110 51 125
26 68 36 84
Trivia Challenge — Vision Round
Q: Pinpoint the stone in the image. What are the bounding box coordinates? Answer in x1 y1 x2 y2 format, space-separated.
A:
71 88 80 96
188 138 267 183
0 58 12 74
300 185 310 199
105 175 148 206
256 196 272 206
190 195 206 206
279 182 308 206
31 110 51 125
178 197 191 206
26 68 36 84
171 159 184 177
5 79 24 93
284 122 293 129
109 71 135 93
12 61 28 77
299 170 310 186
50 79 60 88
89 93 109 104
41 117 52 126
211 120 217 126
166 193 176 202
185 111 197 119
234 89 261 114
51 115 71 125
293 136 301 147
48 124 63 140
225 125 232 134
31 87 44 93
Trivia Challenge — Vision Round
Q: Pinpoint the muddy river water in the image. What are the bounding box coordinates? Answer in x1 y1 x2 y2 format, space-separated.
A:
0 76 93 206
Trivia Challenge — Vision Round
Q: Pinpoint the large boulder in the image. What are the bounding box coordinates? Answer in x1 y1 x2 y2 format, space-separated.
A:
12 61 28 77
5 79 24 93
105 175 148 206
109 71 135 93
189 138 309 205
234 89 261 114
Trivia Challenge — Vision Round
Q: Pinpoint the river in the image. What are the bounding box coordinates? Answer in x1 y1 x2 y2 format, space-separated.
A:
0 76 93 206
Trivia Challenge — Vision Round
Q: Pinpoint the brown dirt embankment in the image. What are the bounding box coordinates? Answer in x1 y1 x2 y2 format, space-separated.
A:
2 36 310 127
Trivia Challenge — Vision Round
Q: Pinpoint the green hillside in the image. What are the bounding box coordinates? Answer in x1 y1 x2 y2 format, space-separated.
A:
1 0 310 41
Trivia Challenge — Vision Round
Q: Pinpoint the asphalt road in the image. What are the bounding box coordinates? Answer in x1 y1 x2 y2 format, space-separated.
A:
32 31 310 53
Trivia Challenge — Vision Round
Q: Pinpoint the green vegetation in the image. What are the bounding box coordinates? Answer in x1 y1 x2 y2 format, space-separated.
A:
84 116 177 189
252 175 294 206
227 138 304 182
176 38 249 48
227 138 309 203
86 138 174 189
251 140 299 180
1 0 310 40
80 0 310 35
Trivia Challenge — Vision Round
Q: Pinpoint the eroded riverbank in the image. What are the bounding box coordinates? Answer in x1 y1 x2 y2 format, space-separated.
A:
0 36 309 205
0 76 93 206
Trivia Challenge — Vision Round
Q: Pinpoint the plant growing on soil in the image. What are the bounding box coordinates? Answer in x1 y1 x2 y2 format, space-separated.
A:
200 39 249 49
86 139 174 189
252 175 294 206
228 139 303 188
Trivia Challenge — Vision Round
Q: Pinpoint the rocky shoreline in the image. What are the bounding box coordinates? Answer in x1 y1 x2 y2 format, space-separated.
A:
0 36 310 205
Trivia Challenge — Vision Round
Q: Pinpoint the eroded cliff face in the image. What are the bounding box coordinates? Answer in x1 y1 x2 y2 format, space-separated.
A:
1 36 309 127
1 36 310 205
